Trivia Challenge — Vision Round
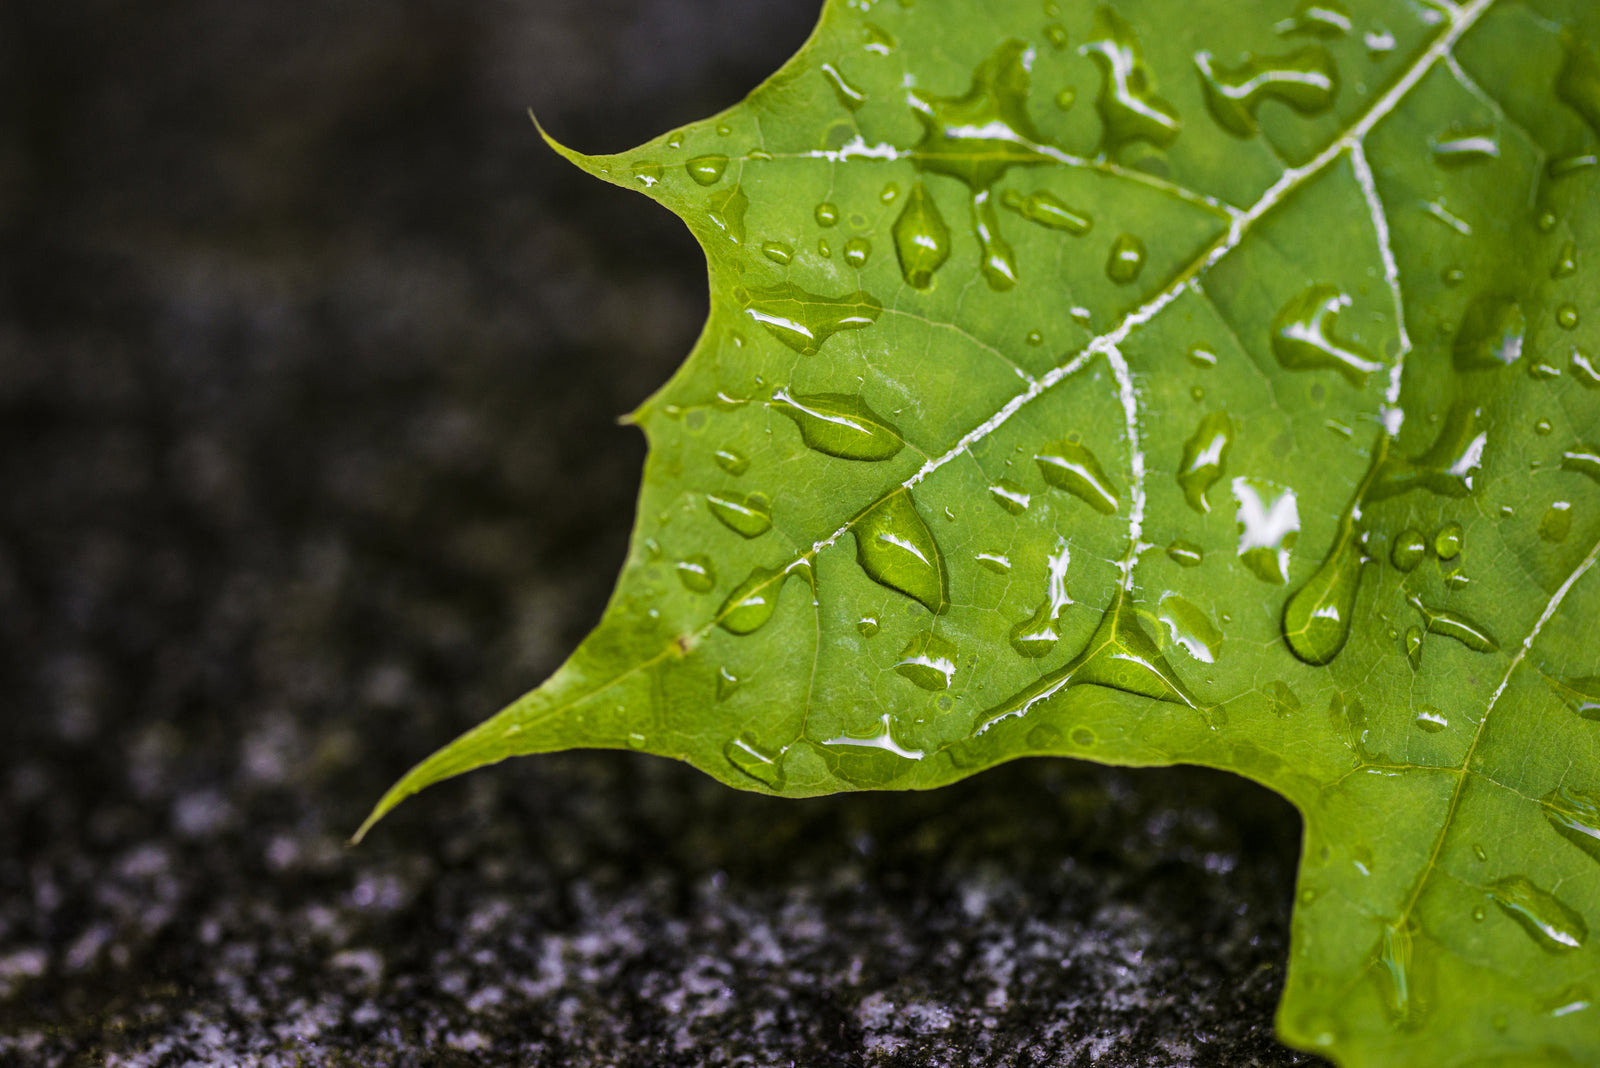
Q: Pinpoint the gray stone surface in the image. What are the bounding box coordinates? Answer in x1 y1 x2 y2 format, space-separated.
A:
0 1 1325 1064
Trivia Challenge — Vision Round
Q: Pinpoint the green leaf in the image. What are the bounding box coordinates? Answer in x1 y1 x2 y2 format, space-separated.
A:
359 0 1600 1063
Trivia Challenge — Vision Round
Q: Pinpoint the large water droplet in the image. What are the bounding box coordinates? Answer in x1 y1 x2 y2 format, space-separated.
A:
676 554 716 593
717 565 796 634
1541 501 1573 543
1271 285 1381 387
1105 233 1146 285
1177 412 1234 513
820 61 867 112
1195 46 1338 138
724 733 786 788
1275 0 1351 38
1158 593 1222 663
1550 676 1600 720
1452 294 1525 371
1009 539 1073 658
1282 511 1363 665
706 185 748 244
685 154 729 186
1429 128 1498 169
771 388 905 461
1407 595 1496 652
1390 528 1426 571
1490 875 1588 953
892 181 953 289
1000 188 1092 234
1562 445 1600 484
895 630 958 690
707 492 772 538
988 478 1030 515
1035 439 1121 514
1542 785 1600 867
739 283 882 355
1081 7 1180 152
1233 477 1299 584
853 489 948 614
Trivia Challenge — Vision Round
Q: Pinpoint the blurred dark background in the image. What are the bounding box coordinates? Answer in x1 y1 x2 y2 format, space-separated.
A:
0 1 1319 1064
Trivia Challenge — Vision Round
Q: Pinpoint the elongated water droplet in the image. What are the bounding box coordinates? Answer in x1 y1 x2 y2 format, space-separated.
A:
1009 539 1073 658
761 241 793 265
1404 625 1423 668
1159 593 1222 663
1542 786 1600 866
1366 402 1486 502
1433 522 1463 560
1429 128 1498 169
853 489 948 614
685 154 728 185
1574 350 1600 388
772 388 904 461
705 184 747 243
896 630 958 690
1407 595 1496 652
1167 539 1203 567
1414 706 1447 733
1550 676 1600 720
862 22 896 55
676 554 716 593
1557 37 1600 139
1177 412 1233 513
1553 240 1578 279
718 565 795 634
1390 528 1426 571
1271 285 1381 387
1550 154 1599 179
1267 680 1301 717
1036 439 1121 514
715 448 749 475
976 552 1011 574
716 665 742 700
1443 567 1470 591
989 479 1030 514
1233 478 1299 584
724 733 786 788
892 181 953 289
739 283 881 355
1283 511 1363 665
843 236 871 269
1000 188 1092 234
820 61 867 111
1562 444 1600 484
1105 233 1146 285
1044 22 1068 49
1490 875 1588 953
814 202 839 227
1275 0 1351 38
1541 501 1573 543
1195 46 1337 138
1452 294 1525 371
707 492 772 538
1374 919 1429 1028
1081 7 1180 152
972 190 1018 290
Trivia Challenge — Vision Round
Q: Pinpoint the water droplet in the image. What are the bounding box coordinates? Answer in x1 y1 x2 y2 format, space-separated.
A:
706 492 773 538
1414 706 1447 732
719 565 799 635
1054 86 1076 110
676 554 716 593
1167 539 1204 568
1550 676 1600 720
625 731 648 750
1557 37 1600 139
1473 843 1488 862
1000 188 1093 235
724 733 786 788
857 616 880 638
1188 346 1218 369
879 183 900 204
1407 595 1496 652
1535 419 1555 436
893 630 958 691
1233 478 1299 584
1366 401 1487 503
1010 539 1073 658
1573 349 1600 388
715 448 749 475
1542 785 1600 868
739 283 881 355
1429 128 1498 168
853 489 948 615
972 191 1019 290
1553 240 1578 279
1452 295 1525 371
1026 330 1043 346
1282 509 1363 665
989 479 1030 515
715 122 732 136
1271 285 1381 387
1036 439 1121 514
890 182 952 290
1404 625 1423 668
819 61 867 112
1443 567 1470 591
817 239 832 258
1044 22 1068 49
771 388 904 461
842 236 872 269
814 201 839 227
1490 875 1588 953
1070 726 1096 747
1558 304 1581 330
1196 46 1338 138
1158 593 1222 663
705 184 748 243
632 160 664 186
1374 919 1428 1028
1540 501 1573 543
1177 412 1234 514
1276 0 1351 38
685 154 728 186
862 21 897 55
976 552 1011 574
1550 153 1599 179
1105 233 1146 285
1433 522 1463 560
1442 266 1465 287
1267 680 1301 717
1081 8 1180 152
761 241 794 265
748 147 772 162
1390 529 1426 571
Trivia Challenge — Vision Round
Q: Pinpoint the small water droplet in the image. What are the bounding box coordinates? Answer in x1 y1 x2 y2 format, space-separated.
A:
717 566 794 634
1407 595 1496 652
739 283 881 355
1025 330 1043 346
1429 128 1499 168
1542 784 1600 866
1177 411 1234 514
665 131 685 150
748 147 772 162
880 182 900 203
1158 593 1222 663
716 666 742 700
1081 8 1180 152
1167 539 1204 568
1054 86 1076 110
1540 501 1573 543
1188 346 1217 369
1000 188 1093 235
1036 439 1121 513
1472 905 1486 922
1443 568 1470 591
1535 419 1554 436
1196 46 1338 138
817 238 831 258
895 630 958 690
1105 233 1146 285
1441 266 1465 287
715 448 749 475
772 388 904 461
1550 676 1600 720
891 181 952 289
1433 523 1463 560
1275 0 1352 38
1404 625 1423 668
1271 285 1381 386
1490 875 1588 953
1473 843 1488 862
1553 240 1578 279
1043 22 1068 49
685 154 728 186
843 236 872 268
626 731 648 750
715 122 732 136
762 241 794 265
1452 295 1526 371
707 492 772 538
632 160 664 186
988 479 1030 515
855 617 881 639
862 21 896 55
724 732 786 788
814 201 840 227
675 554 716 593
1233 478 1299 584
853 489 948 615
1549 154 1599 179
819 61 867 112
1558 304 1581 330
1267 680 1301 717
1414 706 1447 733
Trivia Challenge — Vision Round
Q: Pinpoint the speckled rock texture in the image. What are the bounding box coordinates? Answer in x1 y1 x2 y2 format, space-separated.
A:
0 1 1325 1064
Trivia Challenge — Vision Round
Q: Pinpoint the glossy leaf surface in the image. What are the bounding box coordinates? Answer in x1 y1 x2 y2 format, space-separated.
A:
361 1 1600 1063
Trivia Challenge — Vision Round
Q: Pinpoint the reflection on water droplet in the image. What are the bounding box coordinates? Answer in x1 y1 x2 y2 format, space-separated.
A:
896 630 958 690
820 62 867 112
1010 538 1074 658
1414 706 1447 733
1167 539 1204 568
676 554 716 593
814 202 839 227
843 236 872 268
1036 439 1121 514
1407 595 1496 652
707 492 772 538
1536 419 1554 436
1553 240 1578 279
1276 0 1352 38
1188 346 1218 369
715 448 749 476
1391 529 1426 571
1433 523 1463 560
1271 285 1381 387
1081 8 1180 152
1404 625 1423 668
771 388 904 461
976 552 1011 574
762 241 793 265
685 154 728 185
632 160 664 186
1429 128 1498 169
1452 295 1526 371
1541 502 1573 543
1542 785 1600 867
739 283 881 355
1490 875 1588 953
1158 593 1222 663
1282 507 1363 666
725 732 786 788
1000 188 1093 235
891 182 952 290
1178 412 1233 514
1441 266 1465 287
718 565 795 634
626 731 648 750
1443 567 1469 591
1105 233 1146 285
853 489 948 614
1233 478 1299 584
881 182 899 203
1267 680 1301 717
1195 46 1338 138
1559 304 1580 330
988 479 1030 515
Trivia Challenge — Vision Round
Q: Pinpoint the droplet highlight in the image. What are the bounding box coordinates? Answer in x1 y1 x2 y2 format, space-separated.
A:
1081 7 1180 152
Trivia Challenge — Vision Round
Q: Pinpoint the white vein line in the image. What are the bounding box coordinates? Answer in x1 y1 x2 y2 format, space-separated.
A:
1349 141 1412 429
